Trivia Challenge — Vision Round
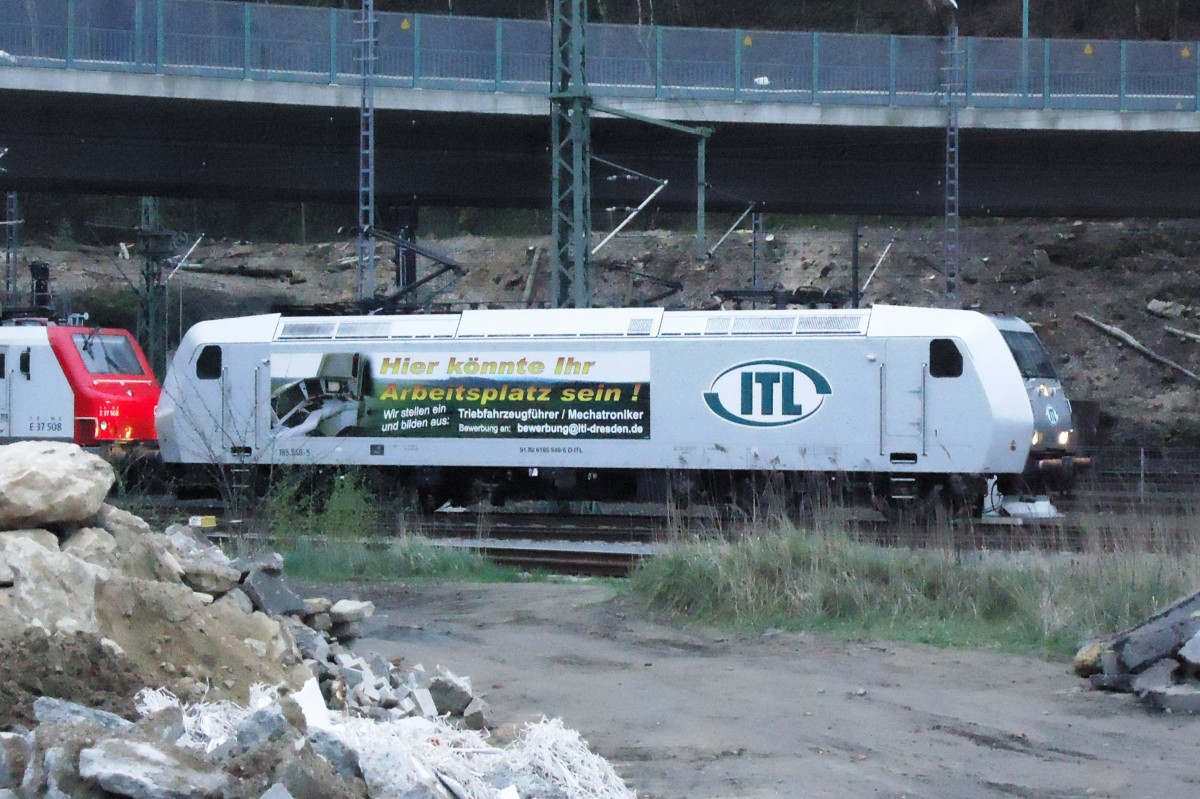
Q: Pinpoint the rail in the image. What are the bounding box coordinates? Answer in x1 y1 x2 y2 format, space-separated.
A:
2 0 1200 114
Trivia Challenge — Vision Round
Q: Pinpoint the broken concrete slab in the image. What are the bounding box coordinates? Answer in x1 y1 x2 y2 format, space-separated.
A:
1088 672 1134 692
33 697 134 733
428 670 473 715
231 552 285 579
1179 630 1200 665
1142 682 1200 714
1131 658 1178 696
409 688 438 718
78 738 235 799
1118 613 1200 674
283 617 330 665
307 728 362 783
211 705 301 762
329 621 363 642
303 597 332 616
242 571 305 618
328 600 374 625
462 698 492 731
1094 588 1200 674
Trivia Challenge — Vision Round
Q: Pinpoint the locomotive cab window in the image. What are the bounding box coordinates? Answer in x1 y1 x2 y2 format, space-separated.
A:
196 345 222 380
72 333 145 376
0 353 5 377
1000 330 1058 379
929 338 963 378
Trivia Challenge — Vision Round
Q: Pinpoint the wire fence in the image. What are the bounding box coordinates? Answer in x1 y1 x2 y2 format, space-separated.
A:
1070 445 1200 515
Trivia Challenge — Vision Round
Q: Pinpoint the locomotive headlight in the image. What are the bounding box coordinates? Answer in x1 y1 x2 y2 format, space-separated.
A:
98 420 108 432
1057 430 1071 446
1031 431 1044 446
1038 384 1050 397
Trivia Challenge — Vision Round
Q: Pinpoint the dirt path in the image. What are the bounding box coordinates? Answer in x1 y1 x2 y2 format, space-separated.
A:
346 581 1193 799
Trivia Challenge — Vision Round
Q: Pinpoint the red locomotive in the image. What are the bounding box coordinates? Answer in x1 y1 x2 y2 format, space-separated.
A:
0 318 159 448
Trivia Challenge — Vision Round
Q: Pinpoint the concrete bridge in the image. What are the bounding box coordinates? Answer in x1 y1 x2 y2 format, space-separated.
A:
2 1 1200 216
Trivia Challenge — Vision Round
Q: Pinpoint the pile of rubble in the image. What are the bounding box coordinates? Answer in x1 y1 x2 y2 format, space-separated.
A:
0 441 634 799
1075 589 1200 713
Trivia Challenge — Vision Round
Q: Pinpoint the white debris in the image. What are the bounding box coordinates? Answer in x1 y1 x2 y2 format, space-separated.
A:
507 717 635 799
136 687 635 799
134 683 282 753
333 715 499 798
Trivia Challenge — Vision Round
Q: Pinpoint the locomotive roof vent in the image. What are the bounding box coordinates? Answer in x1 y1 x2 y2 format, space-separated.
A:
334 320 392 339
626 318 655 336
456 307 664 338
704 317 733 335
732 316 796 334
795 313 870 334
278 321 337 340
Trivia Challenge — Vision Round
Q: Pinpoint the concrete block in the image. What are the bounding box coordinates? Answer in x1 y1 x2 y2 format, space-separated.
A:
307 728 362 781
410 688 439 718
242 570 304 617
1088 673 1133 692
232 551 285 578
33 697 133 732
328 599 374 624
1132 658 1178 696
340 667 366 689
429 671 473 715
1112 589 1200 673
1179 630 1200 665
1143 683 1200 714
293 678 331 732
462 698 492 731
302 597 332 616
329 621 363 642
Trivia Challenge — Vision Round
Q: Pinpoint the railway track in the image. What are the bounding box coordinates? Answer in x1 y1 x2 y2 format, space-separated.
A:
126 493 1194 577
419 511 669 577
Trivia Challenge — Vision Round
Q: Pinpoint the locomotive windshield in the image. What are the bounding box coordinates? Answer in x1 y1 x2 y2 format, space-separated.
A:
1000 330 1058 379
72 333 146 376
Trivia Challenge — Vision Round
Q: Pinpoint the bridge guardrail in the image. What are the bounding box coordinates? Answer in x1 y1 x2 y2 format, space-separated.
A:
2 0 1200 113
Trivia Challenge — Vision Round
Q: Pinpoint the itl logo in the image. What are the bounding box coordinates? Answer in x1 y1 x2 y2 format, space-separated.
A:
704 360 832 427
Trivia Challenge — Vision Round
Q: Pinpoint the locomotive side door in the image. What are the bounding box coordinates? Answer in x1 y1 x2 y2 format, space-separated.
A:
881 339 926 463
0 346 8 439
219 348 269 459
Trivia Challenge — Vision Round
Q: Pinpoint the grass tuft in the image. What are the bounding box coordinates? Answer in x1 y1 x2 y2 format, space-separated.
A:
629 521 1200 658
253 468 519 582
282 535 517 582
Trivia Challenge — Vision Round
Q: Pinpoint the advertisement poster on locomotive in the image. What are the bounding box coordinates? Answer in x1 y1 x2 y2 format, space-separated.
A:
269 350 650 440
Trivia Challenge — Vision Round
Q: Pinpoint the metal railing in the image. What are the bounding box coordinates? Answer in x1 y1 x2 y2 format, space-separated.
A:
2 0 1200 113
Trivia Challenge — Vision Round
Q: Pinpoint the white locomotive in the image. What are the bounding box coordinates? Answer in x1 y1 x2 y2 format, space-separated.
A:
156 305 1082 517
